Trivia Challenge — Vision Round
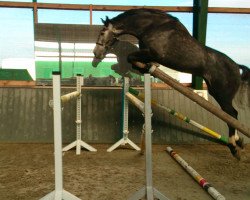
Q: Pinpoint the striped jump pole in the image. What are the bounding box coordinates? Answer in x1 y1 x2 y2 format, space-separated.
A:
167 147 225 200
128 87 228 145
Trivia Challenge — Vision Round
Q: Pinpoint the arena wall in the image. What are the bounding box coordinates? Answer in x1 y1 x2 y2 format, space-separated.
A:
0 87 249 144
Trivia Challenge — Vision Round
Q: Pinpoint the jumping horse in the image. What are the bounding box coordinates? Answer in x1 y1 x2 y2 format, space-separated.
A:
93 8 250 159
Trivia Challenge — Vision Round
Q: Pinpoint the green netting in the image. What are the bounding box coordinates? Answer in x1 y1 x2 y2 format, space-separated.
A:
36 61 136 79
0 69 33 81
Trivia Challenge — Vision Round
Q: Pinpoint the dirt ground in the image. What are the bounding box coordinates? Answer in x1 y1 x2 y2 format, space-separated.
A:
0 143 249 200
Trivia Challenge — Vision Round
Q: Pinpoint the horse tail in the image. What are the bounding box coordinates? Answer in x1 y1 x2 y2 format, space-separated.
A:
233 65 250 109
239 65 250 83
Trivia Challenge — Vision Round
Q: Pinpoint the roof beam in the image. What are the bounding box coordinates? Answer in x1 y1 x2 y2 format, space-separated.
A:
1 2 250 14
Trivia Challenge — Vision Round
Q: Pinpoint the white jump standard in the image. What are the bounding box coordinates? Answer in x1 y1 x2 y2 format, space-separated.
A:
62 74 97 154
107 77 140 152
40 72 80 200
128 74 170 200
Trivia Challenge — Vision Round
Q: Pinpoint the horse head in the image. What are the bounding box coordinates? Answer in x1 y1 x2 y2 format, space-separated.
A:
93 17 122 61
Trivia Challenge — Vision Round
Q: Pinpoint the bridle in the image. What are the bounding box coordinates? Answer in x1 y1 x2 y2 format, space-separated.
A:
95 28 119 48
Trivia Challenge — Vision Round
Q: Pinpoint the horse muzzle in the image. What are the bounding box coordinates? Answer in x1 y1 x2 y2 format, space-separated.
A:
92 57 102 68
93 46 106 60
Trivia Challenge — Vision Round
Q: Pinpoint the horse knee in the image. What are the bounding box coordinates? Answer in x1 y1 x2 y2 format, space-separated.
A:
132 64 149 74
127 54 137 63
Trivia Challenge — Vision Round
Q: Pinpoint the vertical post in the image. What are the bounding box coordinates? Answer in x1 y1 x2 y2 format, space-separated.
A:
123 77 129 140
76 74 83 155
58 37 62 73
62 74 97 154
33 0 38 24
128 74 169 200
55 26 62 73
192 0 208 89
89 4 93 25
107 77 140 152
41 73 81 199
52 72 63 197
144 74 153 199
33 0 38 61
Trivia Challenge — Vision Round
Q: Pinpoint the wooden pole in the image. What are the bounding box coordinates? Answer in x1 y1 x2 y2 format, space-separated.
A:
149 65 250 138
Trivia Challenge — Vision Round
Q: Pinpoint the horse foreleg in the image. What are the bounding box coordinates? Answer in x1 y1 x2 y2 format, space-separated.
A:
127 50 153 74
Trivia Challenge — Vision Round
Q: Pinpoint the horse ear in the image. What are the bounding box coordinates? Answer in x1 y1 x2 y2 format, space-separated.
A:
105 16 110 23
101 18 105 24
101 16 110 26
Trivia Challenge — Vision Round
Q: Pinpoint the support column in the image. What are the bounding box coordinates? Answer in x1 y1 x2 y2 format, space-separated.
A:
192 0 208 89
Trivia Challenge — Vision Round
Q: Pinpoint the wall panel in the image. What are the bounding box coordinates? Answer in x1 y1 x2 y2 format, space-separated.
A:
0 87 249 144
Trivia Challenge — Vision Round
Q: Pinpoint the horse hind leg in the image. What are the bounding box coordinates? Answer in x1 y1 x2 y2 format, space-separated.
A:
223 104 245 150
235 130 245 149
221 103 244 160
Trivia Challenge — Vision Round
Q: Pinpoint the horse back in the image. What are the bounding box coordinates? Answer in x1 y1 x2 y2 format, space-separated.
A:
141 20 207 74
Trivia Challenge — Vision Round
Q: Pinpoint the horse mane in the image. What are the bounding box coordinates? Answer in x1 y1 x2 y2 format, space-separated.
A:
107 8 179 25
239 65 250 84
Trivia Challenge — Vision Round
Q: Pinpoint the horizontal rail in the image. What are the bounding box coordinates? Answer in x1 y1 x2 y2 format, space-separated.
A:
61 91 80 103
1 2 250 14
125 92 144 113
49 91 80 108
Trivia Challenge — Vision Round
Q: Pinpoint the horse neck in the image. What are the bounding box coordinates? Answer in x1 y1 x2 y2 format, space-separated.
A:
109 41 138 58
113 16 153 38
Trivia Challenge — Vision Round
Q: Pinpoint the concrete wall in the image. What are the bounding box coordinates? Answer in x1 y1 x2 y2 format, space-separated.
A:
0 87 249 144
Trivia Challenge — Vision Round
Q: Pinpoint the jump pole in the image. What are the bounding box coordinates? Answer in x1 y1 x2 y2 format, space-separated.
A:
167 147 225 200
107 77 140 152
62 74 97 154
40 72 80 200
125 92 146 154
128 74 170 200
128 87 228 145
148 64 250 138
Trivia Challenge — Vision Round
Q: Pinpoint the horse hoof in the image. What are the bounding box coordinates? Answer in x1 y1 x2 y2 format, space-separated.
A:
228 143 241 160
233 149 241 161
236 137 245 149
